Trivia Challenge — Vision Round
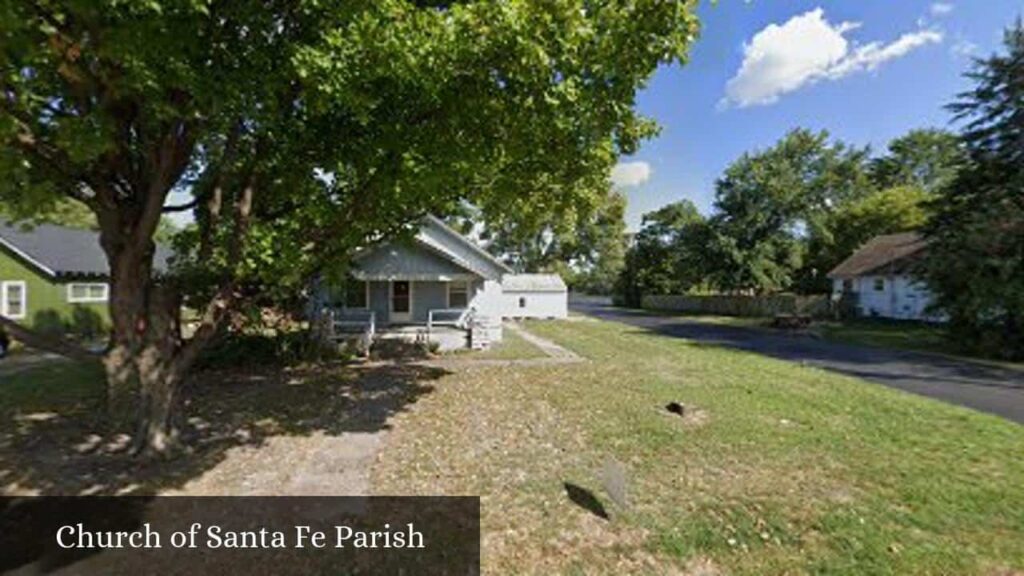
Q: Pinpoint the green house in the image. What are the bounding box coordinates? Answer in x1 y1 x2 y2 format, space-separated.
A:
0 223 118 337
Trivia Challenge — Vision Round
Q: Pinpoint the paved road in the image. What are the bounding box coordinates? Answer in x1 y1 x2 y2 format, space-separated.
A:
570 297 1024 425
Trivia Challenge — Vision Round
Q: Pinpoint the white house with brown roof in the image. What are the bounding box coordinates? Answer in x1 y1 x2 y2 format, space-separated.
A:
827 232 942 322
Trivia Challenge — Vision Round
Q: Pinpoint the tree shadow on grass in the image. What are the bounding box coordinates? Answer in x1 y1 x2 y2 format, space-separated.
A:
0 360 448 496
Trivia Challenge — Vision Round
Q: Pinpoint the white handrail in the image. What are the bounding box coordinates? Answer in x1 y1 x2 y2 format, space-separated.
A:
428 308 472 333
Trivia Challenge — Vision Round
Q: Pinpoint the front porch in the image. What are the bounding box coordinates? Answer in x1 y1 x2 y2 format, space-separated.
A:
321 306 485 352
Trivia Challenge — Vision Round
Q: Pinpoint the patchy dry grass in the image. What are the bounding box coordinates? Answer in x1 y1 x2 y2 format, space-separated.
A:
373 318 1024 575
449 326 548 361
1 358 446 497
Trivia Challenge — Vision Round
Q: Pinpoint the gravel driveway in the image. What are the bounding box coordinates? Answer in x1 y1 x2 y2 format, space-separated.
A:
571 297 1024 425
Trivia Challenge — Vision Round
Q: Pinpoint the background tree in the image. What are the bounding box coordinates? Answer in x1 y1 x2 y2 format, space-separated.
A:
616 200 708 306
804 184 931 289
870 129 966 192
923 21 1024 359
707 129 873 293
466 188 627 294
1 197 96 229
0 0 699 453
566 191 628 295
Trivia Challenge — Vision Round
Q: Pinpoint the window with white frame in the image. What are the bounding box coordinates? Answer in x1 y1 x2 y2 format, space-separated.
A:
873 278 885 292
448 281 469 309
1 281 27 319
67 283 109 303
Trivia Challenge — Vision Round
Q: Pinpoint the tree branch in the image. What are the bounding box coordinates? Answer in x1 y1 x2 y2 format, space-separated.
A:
162 199 199 213
0 316 102 366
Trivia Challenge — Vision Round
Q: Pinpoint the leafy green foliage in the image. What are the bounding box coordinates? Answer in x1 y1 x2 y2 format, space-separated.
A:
0 0 699 335
0 197 97 229
465 188 627 294
708 129 873 294
870 129 966 192
803 185 931 292
923 21 1024 359
616 200 709 306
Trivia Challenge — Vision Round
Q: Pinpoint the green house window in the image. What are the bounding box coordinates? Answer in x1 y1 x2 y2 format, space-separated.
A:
67 283 109 303
1 281 26 319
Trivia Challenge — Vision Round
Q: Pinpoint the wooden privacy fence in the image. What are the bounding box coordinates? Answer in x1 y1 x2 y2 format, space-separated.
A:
641 294 830 318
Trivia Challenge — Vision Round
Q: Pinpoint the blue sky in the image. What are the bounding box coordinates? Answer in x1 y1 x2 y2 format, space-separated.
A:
614 0 1022 229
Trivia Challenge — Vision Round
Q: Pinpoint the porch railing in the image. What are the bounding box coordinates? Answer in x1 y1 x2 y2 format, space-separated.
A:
427 308 473 334
327 308 376 340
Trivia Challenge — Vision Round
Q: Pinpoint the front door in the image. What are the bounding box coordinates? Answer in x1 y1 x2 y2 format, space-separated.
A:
390 281 412 323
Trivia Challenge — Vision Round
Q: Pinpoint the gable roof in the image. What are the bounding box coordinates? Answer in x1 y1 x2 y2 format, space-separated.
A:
827 232 928 279
501 273 566 292
351 239 481 281
0 222 171 279
350 215 512 281
416 215 513 279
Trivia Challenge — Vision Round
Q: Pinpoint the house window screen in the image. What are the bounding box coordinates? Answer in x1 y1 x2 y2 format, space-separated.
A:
449 282 469 309
344 281 368 309
68 283 109 303
1 282 26 319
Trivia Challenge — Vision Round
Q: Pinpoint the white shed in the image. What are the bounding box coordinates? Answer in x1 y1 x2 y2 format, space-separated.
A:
501 274 568 319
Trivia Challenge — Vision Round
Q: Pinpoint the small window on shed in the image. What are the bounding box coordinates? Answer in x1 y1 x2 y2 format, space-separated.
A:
842 279 853 292
518 297 527 309
873 278 885 292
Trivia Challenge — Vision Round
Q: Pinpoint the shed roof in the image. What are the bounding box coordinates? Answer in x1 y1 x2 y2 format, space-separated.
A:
0 222 171 278
827 232 928 279
501 273 567 292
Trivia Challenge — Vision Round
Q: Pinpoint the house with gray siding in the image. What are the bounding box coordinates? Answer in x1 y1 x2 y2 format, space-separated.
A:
311 215 568 348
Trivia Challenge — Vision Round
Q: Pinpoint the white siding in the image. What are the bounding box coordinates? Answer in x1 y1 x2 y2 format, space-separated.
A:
503 290 568 319
468 279 504 341
833 274 939 321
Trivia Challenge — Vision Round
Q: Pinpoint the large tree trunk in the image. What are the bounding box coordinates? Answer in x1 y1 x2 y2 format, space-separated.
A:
100 224 189 456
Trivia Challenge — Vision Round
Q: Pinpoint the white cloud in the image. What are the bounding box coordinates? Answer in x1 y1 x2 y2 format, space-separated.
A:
610 161 652 188
722 8 943 108
930 2 954 16
951 38 978 58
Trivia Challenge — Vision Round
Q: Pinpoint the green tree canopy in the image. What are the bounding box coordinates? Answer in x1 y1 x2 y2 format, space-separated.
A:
0 0 700 453
616 199 709 305
870 129 966 193
923 20 1024 359
708 128 873 293
806 185 930 284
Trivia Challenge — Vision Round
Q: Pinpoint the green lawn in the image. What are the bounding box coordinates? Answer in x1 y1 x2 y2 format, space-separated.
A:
816 318 953 354
0 360 104 415
374 317 1024 574
448 326 547 360
664 312 1024 368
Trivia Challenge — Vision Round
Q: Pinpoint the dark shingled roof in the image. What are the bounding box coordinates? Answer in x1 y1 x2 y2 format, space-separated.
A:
827 232 928 279
0 222 171 278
